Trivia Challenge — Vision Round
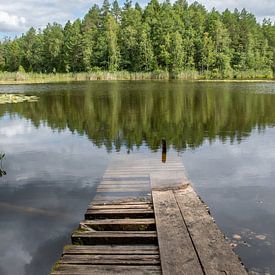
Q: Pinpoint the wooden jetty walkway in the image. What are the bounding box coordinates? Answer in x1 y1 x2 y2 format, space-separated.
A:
51 154 247 275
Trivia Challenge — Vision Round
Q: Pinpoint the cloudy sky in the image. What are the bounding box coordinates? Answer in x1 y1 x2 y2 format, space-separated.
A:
0 0 275 37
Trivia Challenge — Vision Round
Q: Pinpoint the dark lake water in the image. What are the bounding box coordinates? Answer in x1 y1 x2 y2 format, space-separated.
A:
1 81 275 275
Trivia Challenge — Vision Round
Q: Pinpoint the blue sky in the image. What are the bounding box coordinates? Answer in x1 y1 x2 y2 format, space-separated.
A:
0 0 275 38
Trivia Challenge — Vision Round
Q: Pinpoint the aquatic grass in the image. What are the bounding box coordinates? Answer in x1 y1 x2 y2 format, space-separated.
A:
0 94 39 104
0 70 273 85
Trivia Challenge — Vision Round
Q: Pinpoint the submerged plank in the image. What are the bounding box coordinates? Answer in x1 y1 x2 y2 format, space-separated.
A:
174 186 248 275
99 179 149 182
96 187 149 193
152 189 204 275
97 183 149 188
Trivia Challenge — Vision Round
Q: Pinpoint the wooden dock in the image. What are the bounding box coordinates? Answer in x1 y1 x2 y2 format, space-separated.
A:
51 154 247 275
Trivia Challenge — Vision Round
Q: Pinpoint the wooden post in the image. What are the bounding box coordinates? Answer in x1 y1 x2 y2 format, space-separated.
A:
161 139 166 163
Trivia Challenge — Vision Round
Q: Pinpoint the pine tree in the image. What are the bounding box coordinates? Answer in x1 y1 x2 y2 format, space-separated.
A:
0 43 5 71
105 15 120 71
43 23 64 72
111 0 121 22
136 24 155 71
81 5 101 71
62 20 83 72
170 31 185 72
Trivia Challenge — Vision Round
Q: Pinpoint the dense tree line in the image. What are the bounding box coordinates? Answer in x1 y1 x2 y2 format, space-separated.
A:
0 0 275 78
2 82 275 151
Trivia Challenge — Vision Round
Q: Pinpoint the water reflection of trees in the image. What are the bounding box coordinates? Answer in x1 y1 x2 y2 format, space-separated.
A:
2 82 275 152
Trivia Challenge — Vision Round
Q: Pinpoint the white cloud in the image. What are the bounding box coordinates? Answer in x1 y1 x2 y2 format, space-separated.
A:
190 0 275 23
0 11 26 32
0 0 100 35
0 0 275 36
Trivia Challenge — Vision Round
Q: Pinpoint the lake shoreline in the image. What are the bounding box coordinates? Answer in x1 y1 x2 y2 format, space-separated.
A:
0 71 275 85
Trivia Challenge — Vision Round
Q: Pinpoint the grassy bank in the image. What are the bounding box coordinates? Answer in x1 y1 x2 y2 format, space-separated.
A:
0 70 274 85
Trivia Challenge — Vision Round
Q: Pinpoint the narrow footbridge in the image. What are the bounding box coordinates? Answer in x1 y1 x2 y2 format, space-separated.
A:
51 154 247 275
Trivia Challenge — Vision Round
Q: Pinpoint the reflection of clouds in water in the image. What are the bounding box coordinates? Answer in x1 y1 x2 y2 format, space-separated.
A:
0 230 32 275
0 178 97 275
0 117 32 138
24 235 68 275
0 116 108 275
0 116 108 187
184 127 275 187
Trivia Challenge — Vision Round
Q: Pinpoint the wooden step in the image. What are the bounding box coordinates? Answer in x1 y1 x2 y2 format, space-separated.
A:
63 245 159 255
79 218 156 231
59 254 160 265
92 196 151 204
72 231 158 245
85 208 154 219
90 201 151 206
88 204 153 210
51 264 161 275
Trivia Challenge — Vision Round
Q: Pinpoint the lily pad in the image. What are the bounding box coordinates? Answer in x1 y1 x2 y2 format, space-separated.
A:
0 94 39 104
255 234 266 241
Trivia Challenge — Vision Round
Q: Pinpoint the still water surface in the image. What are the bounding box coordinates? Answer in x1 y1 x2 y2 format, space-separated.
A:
0 81 275 274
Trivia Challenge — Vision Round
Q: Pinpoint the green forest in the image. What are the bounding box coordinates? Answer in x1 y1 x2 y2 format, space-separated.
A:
1 0 275 79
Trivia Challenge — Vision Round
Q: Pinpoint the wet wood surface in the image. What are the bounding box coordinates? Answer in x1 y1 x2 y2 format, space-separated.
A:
51 154 247 275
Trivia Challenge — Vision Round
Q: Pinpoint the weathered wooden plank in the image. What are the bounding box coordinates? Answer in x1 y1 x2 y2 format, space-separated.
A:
105 168 184 173
102 177 149 181
106 163 183 167
174 186 248 275
95 190 150 195
79 218 156 231
152 190 204 275
63 245 159 255
96 187 149 193
95 192 150 196
93 195 144 201
59 254 160 265
97 183 149 187
51 264 161 275
107 164 182 169
72 231 158 245
92 196 151 205
89 204 153 210
92 195 151 203
90 201 151 206
98 183 149 187
104 171 183 177
150 170 189 190
85 208 154 219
